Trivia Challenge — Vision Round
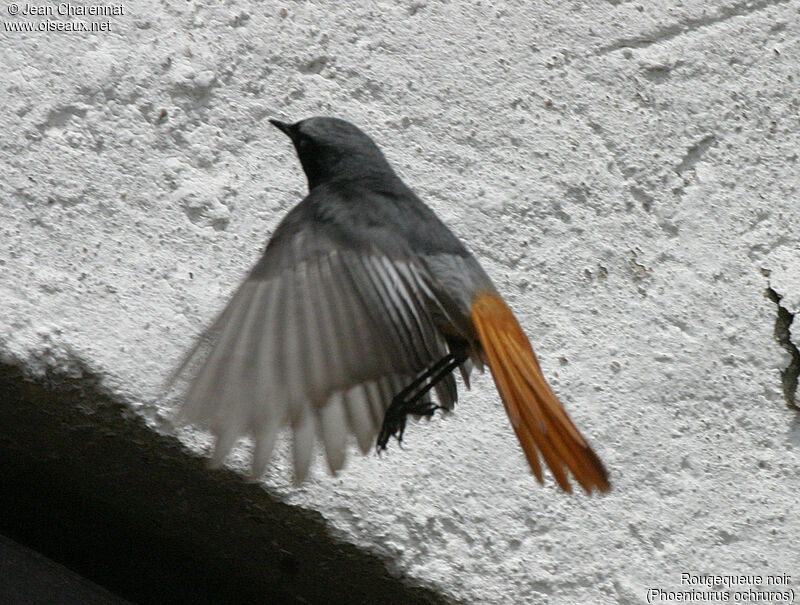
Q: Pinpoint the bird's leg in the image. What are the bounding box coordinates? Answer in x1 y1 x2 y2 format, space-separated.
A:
377 350 468 451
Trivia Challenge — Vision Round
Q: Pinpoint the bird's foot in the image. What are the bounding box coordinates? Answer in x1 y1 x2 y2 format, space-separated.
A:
376 397 441 452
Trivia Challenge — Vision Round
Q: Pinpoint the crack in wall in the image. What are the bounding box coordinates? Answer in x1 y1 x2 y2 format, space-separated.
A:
765 287 800 408
594 0 790 55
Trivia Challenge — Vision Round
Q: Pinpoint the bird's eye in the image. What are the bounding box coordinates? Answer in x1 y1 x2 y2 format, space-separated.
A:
297 135 310 149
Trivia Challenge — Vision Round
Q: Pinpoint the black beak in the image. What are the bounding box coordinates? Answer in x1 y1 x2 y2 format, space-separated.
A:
269 119 295 139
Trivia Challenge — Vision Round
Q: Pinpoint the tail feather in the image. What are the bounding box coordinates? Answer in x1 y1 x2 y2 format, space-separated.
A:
471 293 610 494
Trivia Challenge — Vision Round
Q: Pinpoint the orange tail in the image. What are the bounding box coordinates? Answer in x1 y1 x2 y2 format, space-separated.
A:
470 293 610 494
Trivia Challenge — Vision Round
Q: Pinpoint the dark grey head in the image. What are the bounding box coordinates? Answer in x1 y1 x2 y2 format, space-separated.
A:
269 117 396 190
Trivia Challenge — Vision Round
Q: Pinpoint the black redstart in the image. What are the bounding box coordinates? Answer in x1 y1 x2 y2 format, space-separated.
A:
173 117 609 494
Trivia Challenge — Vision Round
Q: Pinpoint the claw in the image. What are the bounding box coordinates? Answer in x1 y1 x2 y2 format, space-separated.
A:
376 350 468 453
377 395 414 451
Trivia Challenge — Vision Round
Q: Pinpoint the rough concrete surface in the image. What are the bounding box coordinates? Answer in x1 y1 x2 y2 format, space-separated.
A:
2 1 799 603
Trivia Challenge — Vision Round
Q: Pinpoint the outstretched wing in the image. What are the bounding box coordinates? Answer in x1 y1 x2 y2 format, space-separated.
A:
171 223 463 481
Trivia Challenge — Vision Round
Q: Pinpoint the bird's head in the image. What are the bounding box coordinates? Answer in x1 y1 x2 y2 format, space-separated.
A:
269 117 395 190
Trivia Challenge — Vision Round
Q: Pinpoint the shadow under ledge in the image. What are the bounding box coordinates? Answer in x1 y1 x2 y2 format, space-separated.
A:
0 361 454 605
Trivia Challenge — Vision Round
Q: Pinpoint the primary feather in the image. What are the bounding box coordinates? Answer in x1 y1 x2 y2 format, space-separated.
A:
174 221 462 480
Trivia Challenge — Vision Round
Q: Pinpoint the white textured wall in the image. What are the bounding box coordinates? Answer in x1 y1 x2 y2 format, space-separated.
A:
2 1 799 603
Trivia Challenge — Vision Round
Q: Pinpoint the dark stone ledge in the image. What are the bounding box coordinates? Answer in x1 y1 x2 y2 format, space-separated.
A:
0 362 453 605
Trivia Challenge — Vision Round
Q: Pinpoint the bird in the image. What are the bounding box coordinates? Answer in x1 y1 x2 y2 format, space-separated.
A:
171 116 610 494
